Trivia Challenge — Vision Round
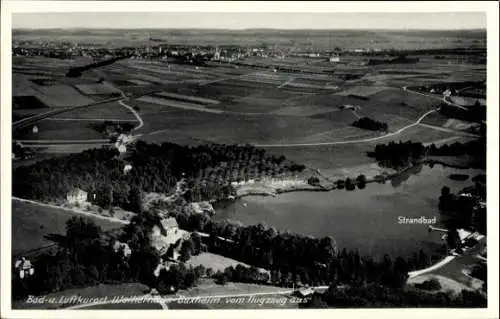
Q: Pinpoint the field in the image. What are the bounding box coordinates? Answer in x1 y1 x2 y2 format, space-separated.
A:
12 30 485 177
12 52 482 166
12 199 124 256
187 252 269 275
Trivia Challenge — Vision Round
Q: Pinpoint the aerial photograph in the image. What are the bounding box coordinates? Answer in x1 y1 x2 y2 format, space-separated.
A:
5 7 495 312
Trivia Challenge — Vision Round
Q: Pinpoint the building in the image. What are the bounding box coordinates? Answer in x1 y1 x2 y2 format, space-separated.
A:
14 257 34 279
123 164 133 174
150 217 190 259
329 55 340 63
67 188 88 204
113 240 132 257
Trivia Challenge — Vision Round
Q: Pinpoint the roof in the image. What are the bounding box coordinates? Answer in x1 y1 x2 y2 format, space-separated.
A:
160 217 178 230
67 188 87 196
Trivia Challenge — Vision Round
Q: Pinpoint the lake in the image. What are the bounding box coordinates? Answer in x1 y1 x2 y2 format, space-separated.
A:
214 164 484 259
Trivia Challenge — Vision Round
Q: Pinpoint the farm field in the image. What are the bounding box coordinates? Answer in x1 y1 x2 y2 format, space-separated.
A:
13 120 107 140
12 199 123 256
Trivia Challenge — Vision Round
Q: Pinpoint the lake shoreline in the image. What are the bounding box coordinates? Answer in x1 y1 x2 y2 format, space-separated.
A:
229 157 478 201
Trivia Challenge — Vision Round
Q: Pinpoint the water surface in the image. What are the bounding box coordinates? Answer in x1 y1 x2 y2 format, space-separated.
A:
215 164 484 258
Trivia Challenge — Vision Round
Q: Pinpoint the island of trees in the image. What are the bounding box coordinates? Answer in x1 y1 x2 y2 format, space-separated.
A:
352 117 388 132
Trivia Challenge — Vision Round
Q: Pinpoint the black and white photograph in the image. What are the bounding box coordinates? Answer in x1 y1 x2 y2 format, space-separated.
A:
1 1 498 317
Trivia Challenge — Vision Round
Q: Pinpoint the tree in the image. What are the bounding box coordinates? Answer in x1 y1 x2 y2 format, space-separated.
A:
307 176 320 186
356 175 367 189
128 186 143 214
441 186 451 197
179 239 194 263
446 228 461 252
345 178 356 191
190 232 202 255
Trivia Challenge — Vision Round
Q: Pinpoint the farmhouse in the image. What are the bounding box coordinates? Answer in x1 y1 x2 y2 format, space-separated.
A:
66 188 87 204
150 217 190 259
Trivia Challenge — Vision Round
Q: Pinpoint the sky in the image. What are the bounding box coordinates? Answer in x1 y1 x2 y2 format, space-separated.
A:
12 12 486 30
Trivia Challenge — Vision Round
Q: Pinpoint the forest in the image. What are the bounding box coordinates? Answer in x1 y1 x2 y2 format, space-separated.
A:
439 101 486 123
12 141 306 209
368 137 486 169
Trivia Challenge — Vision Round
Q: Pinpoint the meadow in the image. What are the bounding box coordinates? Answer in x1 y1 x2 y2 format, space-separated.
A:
12 199 123 256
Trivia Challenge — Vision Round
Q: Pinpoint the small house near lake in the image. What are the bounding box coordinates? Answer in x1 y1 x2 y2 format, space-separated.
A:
150 217 190 260
66 188 88 204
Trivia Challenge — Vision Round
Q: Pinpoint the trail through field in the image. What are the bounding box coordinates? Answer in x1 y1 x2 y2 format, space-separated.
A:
402 86 468 110
109 84 144 131
277 77 295 89
12 197 129 225
254 107 440 148
418 123 480 137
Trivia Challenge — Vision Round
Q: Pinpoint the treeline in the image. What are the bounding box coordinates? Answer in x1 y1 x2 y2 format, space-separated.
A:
439 180 486 234
369 138 486 169
428 137 486 168
440 102 486 123
301 283 486 308
213 265 270 286
12 141 306 209
368 141 426 168
352 117 388 132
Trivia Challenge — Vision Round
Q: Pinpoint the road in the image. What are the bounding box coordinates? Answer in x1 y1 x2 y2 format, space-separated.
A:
12 197 129 225
402 86 468 110
109 83 144 131
254 107 440 148
408 256 457 278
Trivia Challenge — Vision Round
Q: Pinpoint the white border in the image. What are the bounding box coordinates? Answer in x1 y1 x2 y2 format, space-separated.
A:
1 2 498 319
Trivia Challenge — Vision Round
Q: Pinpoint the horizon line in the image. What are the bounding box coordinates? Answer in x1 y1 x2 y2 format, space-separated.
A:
13 27 487 31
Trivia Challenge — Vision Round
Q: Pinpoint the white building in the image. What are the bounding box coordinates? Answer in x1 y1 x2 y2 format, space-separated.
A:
123 164 133 174
329 56 340 63
67 188 87 204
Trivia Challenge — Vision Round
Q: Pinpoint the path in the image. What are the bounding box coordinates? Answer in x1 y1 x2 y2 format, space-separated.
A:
418 123 479 137
407 256 457 278
277 77 295 89
402 86 468 110
254 107 440 148
110 84 144 131
12 197 129 225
